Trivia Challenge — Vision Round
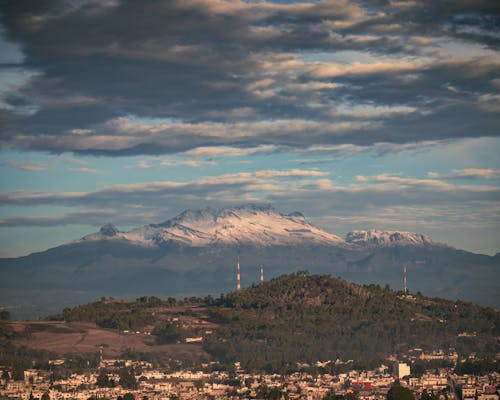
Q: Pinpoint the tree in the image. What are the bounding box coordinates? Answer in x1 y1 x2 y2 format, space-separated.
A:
0 310 10 320
119 368 137 390
323 392 342 400
244 377 255 388
12 364 25 381
387 384 414 400
324 393 358 400
421 389 437 400
154 322 184 344
256 385 289 400
97 371 113 388
2 369 10 383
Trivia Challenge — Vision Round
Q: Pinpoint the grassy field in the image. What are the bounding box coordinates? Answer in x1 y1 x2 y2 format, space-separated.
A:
4 319 210 360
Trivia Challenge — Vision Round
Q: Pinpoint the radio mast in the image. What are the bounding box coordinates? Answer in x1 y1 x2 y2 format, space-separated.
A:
237 256 241 291
403 263 407 294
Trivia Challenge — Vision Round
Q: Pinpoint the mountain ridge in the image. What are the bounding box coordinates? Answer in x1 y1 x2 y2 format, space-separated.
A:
0 204 498 318
77 204 442 250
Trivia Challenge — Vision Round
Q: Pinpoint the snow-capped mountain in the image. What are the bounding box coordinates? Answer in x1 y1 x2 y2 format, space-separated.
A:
80 205 443 249
345 229 438 247
2 204 499 318
79 205 345 247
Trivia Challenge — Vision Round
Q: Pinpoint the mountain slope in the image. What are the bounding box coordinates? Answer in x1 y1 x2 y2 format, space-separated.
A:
0 205 498 318
79 205 345 247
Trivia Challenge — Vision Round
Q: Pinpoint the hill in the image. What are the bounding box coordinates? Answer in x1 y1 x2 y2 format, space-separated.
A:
204 273 499 372
1 273 498 374
0 205 499 318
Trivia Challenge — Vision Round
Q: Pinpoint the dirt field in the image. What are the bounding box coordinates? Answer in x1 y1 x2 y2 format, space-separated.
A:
5 321 209 359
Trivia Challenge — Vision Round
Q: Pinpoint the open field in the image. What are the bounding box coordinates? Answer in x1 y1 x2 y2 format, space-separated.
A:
3 320 209 360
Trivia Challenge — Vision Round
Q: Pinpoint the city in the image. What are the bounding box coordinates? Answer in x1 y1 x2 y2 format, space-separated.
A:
1 350 499 400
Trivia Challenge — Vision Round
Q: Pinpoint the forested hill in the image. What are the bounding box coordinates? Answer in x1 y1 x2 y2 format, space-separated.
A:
205 273 499 371
49 273 499 372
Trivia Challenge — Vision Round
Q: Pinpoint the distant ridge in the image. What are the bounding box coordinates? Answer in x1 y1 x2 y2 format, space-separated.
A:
345 229 441 247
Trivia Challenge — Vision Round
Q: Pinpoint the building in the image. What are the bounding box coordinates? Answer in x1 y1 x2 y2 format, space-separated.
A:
393 363 411 379
462 387 476 399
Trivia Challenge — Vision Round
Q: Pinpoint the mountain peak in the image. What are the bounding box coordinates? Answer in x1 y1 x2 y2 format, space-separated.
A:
80 205 345 247
99 223 119 237
151 204 344 246
287 211 305 218
158 204 275 227
80 206 443 250
345 229 435 246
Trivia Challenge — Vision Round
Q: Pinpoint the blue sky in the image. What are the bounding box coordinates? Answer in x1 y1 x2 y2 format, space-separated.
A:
0 0 499 257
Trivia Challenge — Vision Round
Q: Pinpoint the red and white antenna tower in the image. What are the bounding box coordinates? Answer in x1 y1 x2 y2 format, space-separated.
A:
260 264 264 284
237 256 241 291
403 263 407 294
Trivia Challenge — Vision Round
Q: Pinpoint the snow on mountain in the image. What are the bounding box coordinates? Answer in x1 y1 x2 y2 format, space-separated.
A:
79 206 443 249
345 229 436 247
79 205 345 247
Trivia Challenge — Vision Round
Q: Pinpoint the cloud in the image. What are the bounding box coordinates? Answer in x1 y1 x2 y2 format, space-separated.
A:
133 159 217 168
67 167 104 174
0 169 329 207
0 169 497 234
428 168 500 180
332 103 420 118
309 60 422 79
5 118 383 155
159 160 216 167
0 211 112 227
0 160 49 171
49 154 88 165
0 0 497 155
180 145 279 158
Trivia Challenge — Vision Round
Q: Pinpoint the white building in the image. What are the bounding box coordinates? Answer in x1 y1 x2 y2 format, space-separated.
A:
393 363 411 379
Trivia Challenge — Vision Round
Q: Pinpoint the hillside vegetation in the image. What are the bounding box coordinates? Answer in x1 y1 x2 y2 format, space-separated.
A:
2 273 498 373
204 272 499 371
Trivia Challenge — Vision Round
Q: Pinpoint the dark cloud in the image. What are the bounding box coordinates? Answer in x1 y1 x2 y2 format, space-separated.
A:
0 0 499 155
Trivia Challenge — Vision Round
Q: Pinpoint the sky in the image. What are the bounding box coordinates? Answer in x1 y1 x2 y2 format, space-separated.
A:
0 0 499 257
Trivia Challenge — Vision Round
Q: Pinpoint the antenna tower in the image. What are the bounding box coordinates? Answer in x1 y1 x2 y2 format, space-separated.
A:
403 263 407 294
237 256 241 291
260 264 264 284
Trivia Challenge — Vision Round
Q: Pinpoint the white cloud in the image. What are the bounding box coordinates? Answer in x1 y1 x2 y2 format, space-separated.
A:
0 161 49 171
180 145 279 158
333 103 419 118
67 167 104 174
133 159 217 168
428 168 500 180
309 60 423 78
451 168 500 179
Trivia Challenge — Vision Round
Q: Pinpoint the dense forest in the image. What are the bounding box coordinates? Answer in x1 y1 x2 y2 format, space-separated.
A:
203 272 499 372
1 273 499 373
